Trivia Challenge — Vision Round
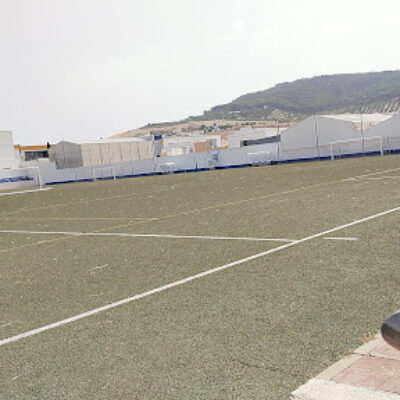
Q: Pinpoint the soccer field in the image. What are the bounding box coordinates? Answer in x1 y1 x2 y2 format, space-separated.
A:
1 155 400 399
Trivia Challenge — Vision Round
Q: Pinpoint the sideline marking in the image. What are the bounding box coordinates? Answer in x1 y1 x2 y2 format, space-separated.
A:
324 237 359 241
0 188 52 197
0 230 296 243
1 204 400 347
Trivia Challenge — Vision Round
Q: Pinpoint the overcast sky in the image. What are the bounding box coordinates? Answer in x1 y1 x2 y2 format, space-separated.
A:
1 0 400 144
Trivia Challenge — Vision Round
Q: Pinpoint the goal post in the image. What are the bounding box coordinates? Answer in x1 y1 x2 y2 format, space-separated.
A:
330 136 384 160
0 166 44 190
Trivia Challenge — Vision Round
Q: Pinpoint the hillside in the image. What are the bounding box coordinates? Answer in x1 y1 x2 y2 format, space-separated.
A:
201 70 400 121
111 70 400 138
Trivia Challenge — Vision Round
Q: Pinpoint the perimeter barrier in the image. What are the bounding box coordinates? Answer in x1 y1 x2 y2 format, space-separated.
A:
6 136 399 187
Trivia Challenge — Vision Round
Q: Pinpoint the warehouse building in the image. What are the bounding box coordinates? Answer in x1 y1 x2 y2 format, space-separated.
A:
49 138 155 169
365 113 400 148
279 114 391 159
228 127 282 148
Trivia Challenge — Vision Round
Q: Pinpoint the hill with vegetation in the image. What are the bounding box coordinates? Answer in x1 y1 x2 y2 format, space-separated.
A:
201 70 400 122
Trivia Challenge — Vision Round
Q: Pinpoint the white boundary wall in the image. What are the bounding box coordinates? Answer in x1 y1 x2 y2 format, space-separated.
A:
14 125 399 187
36 142 281 185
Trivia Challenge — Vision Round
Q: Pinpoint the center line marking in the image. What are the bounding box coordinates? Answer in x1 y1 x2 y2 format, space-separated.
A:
1 205 400 347
0 230 295 243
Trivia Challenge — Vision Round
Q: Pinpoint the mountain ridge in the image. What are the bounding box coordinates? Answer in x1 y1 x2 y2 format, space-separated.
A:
200 70 400 121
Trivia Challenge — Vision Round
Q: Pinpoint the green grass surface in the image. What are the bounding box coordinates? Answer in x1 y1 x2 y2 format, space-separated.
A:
1 155 400 399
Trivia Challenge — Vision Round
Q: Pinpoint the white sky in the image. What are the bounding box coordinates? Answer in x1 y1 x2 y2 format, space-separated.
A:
1 0 400 144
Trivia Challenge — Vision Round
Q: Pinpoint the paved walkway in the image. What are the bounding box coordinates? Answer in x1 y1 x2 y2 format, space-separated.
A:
290 334 400 399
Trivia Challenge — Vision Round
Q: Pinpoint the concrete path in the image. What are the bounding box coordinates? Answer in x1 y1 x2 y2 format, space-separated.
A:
290 334 400 399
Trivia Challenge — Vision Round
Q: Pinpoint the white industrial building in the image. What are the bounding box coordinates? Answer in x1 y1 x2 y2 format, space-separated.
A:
279 114 393 160
162 134 222 156
365 113 400 149
0 130 19 169
228 127 282 148
49 138 155 169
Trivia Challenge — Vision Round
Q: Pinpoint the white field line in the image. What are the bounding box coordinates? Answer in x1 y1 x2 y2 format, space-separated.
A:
342 167 400 181
88 264 109 272
324 237 359 241
1 205 400 347
0 230 296 243
0 188 52 197
358 176 400 181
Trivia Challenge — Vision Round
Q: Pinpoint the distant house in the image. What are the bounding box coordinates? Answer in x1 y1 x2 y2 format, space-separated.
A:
15 144 49 162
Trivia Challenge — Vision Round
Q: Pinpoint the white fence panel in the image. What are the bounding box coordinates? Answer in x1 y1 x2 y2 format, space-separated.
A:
155 154 196 173
244 143 278 165
40 163 77 184
132 158 156 175
194 152 210 169
75 166 95 181
217 148 247 167
278 146 319 162
174 153 196 171
112 161 134 177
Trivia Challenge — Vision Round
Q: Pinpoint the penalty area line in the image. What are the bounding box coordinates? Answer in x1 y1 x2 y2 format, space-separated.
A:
1 204 400 347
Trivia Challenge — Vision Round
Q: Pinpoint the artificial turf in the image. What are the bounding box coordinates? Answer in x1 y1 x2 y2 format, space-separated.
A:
1 154 400 399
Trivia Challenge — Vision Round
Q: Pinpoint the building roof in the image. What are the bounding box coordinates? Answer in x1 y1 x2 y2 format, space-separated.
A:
320 113 392 129
15 145 48 151
230 127 282 138
59 137 146 145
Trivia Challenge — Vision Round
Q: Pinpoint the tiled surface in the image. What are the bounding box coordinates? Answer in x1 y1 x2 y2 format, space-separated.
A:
334 355 400 394
371 342 400 361
291 335 400 399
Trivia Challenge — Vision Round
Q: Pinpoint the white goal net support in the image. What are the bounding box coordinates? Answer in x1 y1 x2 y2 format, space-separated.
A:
330 136 384 160
246 151 274 166
0 166 44 190
155 162 177 174
92 166 116 180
